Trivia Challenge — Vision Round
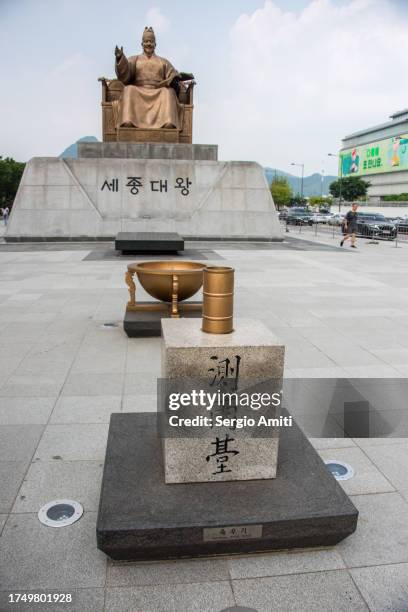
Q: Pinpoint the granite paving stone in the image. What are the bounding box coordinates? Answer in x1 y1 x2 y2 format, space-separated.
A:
318 447 396 495
124 372 158 395
0 322 51 342
0 589 105 612
62 373 124 396
121 394 157 413
360 442 408 491
338 492 408 567
70 342 127 375
50 395 121 424
0 354 29 379
232 570 369 612
34 424 109 461
0 513 7 535
284 366 348 378
228 549 345 579
284 347 336 369
0 396 55 425
342 365 403 378
12 460 104 512
353 437 408 449
0 425 44 461
104 581 235 612
0 513 106 589
350 563 408 612
0 462 28 512
309 437 357 450
107 557 230 587
0 375 66 397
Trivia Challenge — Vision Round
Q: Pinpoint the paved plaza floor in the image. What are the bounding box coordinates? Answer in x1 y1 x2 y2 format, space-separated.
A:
0 230 407 611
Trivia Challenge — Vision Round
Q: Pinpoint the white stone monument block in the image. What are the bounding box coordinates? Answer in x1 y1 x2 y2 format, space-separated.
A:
161 319 285 484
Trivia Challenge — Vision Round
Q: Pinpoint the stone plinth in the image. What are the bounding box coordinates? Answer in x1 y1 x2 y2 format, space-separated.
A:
96 411 358 560
78 142 218 161
5 158 282 241
161 319 285 484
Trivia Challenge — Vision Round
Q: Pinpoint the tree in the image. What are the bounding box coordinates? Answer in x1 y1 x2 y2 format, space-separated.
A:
0 157 25 209
290 194 307 207
309 196 326 207
270 176 293 209
329 176 370 202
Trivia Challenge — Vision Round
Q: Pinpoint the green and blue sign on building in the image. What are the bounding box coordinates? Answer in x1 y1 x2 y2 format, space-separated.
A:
341 134 408 177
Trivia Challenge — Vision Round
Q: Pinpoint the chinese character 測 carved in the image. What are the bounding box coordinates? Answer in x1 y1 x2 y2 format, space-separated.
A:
208 355 241 390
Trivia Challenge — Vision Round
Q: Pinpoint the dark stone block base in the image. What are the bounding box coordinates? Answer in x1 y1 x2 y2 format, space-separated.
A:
115 232 184 253
124 303 201 337
96 411 358 560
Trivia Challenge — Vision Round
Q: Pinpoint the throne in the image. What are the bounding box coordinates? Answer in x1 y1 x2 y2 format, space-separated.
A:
99 77 195 144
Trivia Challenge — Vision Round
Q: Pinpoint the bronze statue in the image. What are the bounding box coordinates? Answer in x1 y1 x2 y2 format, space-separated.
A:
113 27 187 130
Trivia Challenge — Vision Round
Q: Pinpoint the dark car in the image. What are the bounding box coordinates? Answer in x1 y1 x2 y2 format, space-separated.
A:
355 213 397 239
286 208 314 226
393 219 408 234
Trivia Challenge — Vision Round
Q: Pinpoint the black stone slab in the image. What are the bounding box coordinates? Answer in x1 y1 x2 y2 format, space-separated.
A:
115 232 184 253
124 304 202 337
97 411 358 560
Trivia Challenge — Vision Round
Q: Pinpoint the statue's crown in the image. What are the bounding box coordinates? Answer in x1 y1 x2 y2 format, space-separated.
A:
143 26 155 36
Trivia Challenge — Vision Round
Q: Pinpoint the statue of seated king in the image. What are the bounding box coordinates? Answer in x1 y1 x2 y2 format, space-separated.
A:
100 27 195 144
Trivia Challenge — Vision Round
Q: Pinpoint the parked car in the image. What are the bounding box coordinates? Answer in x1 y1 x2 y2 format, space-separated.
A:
394 219 408 234
310 213 331 224
328 213 345 226
286 208 314 226
356 213 397 239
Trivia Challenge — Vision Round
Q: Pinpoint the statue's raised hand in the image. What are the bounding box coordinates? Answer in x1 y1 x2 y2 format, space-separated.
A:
115 46 123 60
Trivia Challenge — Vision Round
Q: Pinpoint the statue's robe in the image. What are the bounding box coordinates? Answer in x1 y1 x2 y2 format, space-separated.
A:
114 53 183 129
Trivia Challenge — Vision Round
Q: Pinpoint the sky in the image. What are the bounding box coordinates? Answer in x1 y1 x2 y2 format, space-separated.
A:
1 0 408 176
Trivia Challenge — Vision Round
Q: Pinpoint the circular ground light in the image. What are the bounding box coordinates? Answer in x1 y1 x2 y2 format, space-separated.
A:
38 500 83 528
101 322 118 328
325 460 354 481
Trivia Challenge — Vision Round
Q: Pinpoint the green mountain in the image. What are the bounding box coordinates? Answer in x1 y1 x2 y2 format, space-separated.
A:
60 136 99 159
264 167 337 197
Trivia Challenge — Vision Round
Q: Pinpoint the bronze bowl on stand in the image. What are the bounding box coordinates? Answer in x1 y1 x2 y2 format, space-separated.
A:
125 261 206 318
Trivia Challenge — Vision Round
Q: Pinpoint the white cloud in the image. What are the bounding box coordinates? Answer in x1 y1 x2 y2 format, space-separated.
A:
145 6 170 35
198 0 408 172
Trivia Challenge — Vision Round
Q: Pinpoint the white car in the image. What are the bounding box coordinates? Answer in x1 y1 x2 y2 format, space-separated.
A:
328 213 345 226
311 213 332 224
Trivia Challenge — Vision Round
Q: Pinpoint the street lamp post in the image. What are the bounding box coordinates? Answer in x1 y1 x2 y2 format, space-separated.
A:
328 152 343 213
290 162 305 201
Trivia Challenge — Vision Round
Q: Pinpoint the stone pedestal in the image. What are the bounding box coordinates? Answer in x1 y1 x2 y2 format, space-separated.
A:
5 153 283 241
78 142 218 161
161 319 285 484
96 411 358 560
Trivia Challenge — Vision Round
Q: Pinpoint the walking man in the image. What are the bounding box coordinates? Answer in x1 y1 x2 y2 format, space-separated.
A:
341 203 358 248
